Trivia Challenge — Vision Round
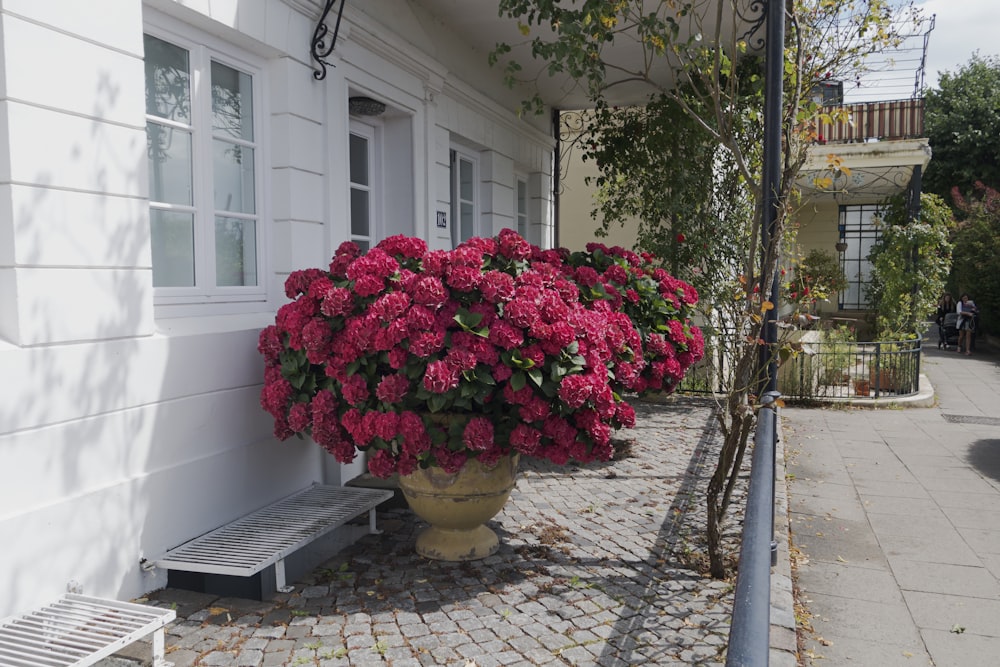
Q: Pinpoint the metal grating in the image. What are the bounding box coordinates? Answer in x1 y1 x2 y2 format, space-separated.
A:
0 594 175 667
155 484 393 577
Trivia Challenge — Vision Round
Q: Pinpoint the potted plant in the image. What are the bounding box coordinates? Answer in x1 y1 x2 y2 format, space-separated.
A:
258 231 703 560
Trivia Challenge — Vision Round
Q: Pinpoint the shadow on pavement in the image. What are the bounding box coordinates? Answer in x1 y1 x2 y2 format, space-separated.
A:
967 439 1000 483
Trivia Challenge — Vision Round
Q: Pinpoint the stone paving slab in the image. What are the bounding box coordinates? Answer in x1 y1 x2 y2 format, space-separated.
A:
787 341 1000 667
131 398 781 667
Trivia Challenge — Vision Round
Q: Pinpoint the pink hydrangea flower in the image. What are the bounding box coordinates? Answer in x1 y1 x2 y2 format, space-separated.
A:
462 417 494 452
510 424 542 456
480 270 516 303
341 374 369 406
423 360 460 394
558 374 593 409
376 374 411 404
368 449 397 479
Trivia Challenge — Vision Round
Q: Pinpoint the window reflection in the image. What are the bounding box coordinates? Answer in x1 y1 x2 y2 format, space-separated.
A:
213 140 255 213
147 123 193 205
144 35 190 122
150 209 195 287
211 61 253 141
215 216 257 287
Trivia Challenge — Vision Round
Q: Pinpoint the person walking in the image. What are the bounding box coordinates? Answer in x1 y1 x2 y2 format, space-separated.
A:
935 293 956 349
956 293 978 355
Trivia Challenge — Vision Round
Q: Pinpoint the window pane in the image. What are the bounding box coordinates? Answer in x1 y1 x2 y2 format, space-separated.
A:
211 61 253 141
213 140 255 213
147 122 193 205
354 239 370 253
460 202 474 241
144 35 190 122
350 133 369 186
351 187 370 237
459 158 473 201
150 209 195 287
215 216 257 286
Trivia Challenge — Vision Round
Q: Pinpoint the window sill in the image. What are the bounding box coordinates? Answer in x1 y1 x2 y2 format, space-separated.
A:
154 312 274 337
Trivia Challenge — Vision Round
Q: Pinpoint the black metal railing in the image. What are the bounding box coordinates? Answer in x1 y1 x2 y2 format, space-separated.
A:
778 334 922 401
725 391 780 667
678 329 922 401
676 327 740 395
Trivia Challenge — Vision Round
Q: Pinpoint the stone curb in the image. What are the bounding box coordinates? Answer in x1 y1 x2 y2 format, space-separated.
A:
770 413 799 667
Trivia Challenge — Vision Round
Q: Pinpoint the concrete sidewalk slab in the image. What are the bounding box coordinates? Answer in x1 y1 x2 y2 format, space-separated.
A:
786 340 1000 666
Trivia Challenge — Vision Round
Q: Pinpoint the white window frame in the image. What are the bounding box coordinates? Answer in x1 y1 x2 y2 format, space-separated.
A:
348 119 383 251
450 146 479 246
144 17 268 314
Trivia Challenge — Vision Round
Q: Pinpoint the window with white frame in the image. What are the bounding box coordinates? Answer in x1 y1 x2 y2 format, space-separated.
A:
450 148 478 245
349 120 380 252
839 204 883 309
515 174 529 239
144 30 263 303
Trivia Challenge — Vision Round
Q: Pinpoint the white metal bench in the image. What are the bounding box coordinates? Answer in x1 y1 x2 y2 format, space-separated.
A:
153 484 393 592
0 594 175 667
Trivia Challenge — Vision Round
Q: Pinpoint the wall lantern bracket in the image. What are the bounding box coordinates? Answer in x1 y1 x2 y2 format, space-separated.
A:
311 0 346 80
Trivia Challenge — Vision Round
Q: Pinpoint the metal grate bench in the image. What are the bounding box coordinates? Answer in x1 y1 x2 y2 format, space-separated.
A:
154 484 393 592
0 594 175 667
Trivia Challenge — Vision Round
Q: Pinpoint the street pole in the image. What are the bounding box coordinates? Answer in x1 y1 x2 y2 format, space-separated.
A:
759 0 785 395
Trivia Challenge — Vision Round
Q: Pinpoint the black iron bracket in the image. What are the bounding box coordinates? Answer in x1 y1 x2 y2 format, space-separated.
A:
311 0 347 80
737 0 768 50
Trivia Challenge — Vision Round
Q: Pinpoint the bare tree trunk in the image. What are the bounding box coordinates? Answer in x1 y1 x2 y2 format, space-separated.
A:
706 416 747 578
706 340 762 579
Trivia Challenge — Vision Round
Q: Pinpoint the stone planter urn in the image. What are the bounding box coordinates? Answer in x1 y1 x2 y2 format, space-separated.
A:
398 454 519 561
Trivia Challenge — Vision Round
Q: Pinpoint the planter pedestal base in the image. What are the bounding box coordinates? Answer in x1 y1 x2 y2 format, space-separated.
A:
415 524 499 561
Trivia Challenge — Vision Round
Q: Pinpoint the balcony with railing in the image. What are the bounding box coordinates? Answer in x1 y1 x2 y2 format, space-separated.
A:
819 98 925 144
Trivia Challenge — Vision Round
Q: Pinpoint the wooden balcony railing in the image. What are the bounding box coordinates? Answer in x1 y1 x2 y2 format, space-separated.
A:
817 98 924 144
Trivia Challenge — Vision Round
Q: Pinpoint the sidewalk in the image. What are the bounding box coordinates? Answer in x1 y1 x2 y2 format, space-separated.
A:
137 398 752 667
785 340 1000 666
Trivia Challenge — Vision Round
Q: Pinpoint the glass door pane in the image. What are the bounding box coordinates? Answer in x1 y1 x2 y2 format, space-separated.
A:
349 126 374 247
452 152 476 244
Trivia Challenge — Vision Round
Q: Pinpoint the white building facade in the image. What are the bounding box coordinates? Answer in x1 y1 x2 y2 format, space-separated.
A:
0 0 555 616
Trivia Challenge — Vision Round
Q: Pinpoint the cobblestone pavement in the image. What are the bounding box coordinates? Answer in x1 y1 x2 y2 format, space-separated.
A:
144 398 746 666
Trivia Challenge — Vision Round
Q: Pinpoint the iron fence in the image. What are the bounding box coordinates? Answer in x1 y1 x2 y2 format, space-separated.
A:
778 334 922 401
678 329 923 401
676 327 740 395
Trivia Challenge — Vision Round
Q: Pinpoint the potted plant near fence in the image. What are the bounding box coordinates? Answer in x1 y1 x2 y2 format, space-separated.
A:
258 231 703 560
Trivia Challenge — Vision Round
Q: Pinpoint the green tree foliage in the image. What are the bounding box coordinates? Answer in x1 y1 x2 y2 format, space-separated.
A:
923 55 1000 203
867 193 953 338
582 96 756 312
950 183 1000 333
783 248 848 314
